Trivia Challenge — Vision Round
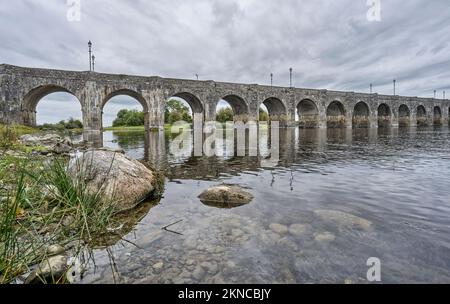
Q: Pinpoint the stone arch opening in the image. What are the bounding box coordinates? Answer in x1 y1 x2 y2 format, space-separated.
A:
260 97 287 123
297 99 319 128
327 101 346 128
377 103 391 128
417 105 427 126
101 89 148 130
170 92 203 114
216 95 249 122
22 85 82 127
433 106 442 126
352 102 370 128
398 104 411 127
166 92 203 125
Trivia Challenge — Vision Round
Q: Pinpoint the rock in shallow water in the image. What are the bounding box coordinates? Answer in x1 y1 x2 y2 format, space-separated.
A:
192 266 206 281
289 224 308 236
269 223 289 235
67 149 159 212
314 232 336 242
198 185 253 208
314 210 372 231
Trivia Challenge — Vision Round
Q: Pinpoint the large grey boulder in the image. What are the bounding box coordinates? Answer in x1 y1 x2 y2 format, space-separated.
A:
68 150 158 212
198 185 253 209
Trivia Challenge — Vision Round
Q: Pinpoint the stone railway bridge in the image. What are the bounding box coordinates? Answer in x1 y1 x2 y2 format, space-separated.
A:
1 64 449 143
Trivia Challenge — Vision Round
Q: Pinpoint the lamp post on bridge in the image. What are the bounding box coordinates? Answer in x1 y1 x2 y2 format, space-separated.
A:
270 73 273 87
434 90 436 99
195 74 199 81
88 41 92 71
393 79 396 96
444 91 446 100
289 68 293 88
92 55 95 72
370 83 373 94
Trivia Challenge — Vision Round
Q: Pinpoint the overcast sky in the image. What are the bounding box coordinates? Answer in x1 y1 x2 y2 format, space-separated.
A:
1 0 450 125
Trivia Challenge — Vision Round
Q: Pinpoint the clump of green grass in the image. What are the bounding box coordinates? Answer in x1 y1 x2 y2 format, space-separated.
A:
0 124 41 154
0 155 118 284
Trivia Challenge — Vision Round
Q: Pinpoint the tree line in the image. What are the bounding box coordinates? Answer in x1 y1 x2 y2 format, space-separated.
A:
112 99 270 127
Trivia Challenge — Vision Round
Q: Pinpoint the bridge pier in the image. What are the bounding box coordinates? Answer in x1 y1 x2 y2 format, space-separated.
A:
409 114 417 127
345 111 353 129
391 114 399 128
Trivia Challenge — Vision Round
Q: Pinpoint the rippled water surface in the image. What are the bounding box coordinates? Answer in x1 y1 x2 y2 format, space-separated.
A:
80 127 450 284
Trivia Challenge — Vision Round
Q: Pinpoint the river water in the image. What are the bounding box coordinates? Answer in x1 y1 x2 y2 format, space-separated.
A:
79 127 450 284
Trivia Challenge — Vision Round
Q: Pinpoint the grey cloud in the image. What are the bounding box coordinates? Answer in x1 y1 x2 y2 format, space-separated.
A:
2 0 450 123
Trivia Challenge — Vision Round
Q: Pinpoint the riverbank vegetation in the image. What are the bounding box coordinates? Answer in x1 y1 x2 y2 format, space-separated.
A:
112 109 145 127
0 156 117 283
164 99 192 124
0 125 161 284
108 99 193 130
38 118 83 132
104 124 173 132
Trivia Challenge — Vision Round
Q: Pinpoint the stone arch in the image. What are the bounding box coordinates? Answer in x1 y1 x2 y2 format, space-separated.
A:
433 106 442 126
377 103 391 128
261 97 287 122
221 94 249 121
297 99 319 128
417 105 427 126
101 89 149 129
352 101 370 128
326 100 346 128
398 104 411 127
101 89 148 112
169 92 204 114
22 84 81 126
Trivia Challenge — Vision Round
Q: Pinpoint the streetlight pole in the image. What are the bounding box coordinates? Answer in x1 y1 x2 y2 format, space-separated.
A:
370 83 373 94
195 74 199 81
270 73 273 87
289 68 293 88
92 55 95 72
393 79 396 96
444 91 446 100
88 41 92 71
434 90 436 99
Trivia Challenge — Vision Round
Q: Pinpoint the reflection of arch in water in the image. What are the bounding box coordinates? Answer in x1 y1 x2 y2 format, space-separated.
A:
158 127 297 179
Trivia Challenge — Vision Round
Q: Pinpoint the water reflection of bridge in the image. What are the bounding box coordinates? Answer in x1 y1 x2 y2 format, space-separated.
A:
99 126 444 181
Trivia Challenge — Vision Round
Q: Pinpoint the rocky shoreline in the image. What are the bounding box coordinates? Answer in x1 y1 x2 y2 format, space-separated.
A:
0 130 164 284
